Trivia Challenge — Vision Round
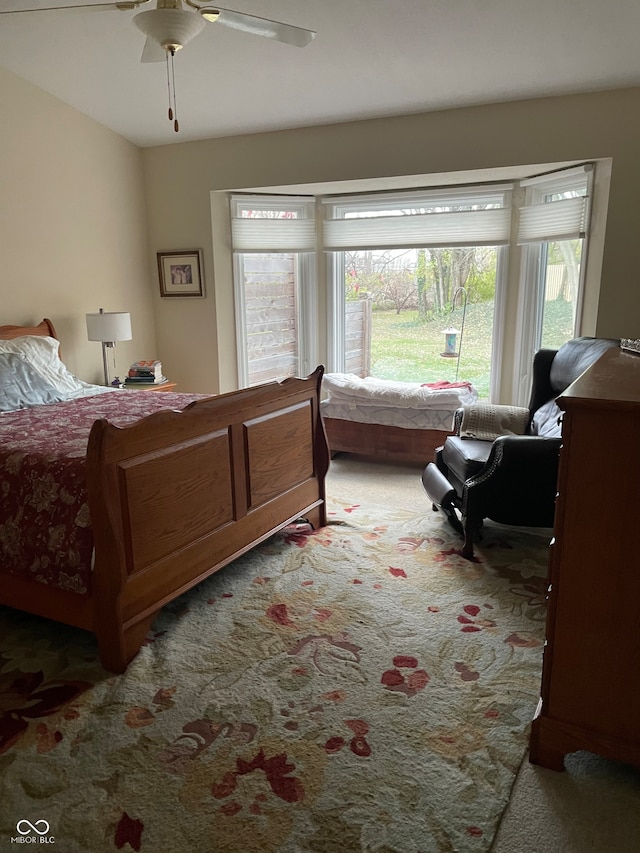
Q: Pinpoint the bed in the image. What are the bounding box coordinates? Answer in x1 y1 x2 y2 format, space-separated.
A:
0 319 329 672
321 372 478 465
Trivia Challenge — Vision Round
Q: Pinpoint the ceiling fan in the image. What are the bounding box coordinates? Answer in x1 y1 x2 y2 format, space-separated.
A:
0 0 317 131
0 1 317 58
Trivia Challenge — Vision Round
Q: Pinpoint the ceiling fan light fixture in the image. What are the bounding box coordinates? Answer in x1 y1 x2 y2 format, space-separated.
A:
134 6 207 134
199 8 220 23
134 7 206 51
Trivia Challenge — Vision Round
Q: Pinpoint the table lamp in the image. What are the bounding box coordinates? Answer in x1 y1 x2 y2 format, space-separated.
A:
86 308 132 386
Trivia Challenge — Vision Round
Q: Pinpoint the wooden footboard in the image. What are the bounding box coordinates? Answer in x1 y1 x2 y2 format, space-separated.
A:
323 417 449 465
85 367 329 672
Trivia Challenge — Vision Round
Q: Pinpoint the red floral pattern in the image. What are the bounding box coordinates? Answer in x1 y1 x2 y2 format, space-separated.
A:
457 604 497 632
114 812 144 851
0 667 90 755
0 391 203 594
324 718 372 757
381 655 431 697
211 748 304 805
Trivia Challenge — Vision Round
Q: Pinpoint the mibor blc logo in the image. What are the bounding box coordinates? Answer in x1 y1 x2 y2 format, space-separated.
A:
11 820 55 844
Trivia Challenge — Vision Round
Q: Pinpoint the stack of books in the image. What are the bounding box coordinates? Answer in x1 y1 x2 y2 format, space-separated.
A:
124 360 167 386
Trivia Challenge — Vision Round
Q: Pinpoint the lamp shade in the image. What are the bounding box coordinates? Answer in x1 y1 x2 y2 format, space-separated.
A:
86 311 132 344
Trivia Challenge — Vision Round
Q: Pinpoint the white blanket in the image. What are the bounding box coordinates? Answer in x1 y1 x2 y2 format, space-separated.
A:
322 373 477 410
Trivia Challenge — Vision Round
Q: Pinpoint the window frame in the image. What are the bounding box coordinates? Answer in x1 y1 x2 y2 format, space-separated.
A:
231 194 317 387
323 185 513 399
229 167 596 404
513 167 593 404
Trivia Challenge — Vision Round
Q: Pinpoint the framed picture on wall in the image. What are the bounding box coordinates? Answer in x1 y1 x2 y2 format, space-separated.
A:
157 250 205 297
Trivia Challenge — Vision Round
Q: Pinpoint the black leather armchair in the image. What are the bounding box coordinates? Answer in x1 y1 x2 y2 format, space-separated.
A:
422 337 619 559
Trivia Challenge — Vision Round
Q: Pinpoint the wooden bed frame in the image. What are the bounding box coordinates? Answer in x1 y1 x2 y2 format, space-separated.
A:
1 319 330 672
323 416 450 465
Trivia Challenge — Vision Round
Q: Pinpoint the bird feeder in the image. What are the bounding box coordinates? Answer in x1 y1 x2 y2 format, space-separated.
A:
441 327 460 358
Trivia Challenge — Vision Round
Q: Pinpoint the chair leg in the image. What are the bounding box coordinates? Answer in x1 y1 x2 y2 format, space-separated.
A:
461 514 483 560
462 523 475 560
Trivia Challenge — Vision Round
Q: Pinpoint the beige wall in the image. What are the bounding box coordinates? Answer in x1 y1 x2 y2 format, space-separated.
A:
143 87 640 396
0 67 156 385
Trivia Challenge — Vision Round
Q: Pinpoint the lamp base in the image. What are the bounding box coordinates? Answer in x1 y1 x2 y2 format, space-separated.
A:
102 341 114 386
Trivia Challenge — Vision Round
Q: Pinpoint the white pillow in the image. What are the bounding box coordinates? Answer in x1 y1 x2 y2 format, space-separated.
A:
0 335 86 395
0 351 67 412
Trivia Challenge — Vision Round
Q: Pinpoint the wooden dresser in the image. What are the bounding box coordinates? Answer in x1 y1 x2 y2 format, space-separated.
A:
529 346 640 771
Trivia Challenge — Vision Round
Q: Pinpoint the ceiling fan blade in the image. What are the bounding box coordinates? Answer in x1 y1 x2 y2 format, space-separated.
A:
213 7 316 48
0 1 149 16
140 35 167 63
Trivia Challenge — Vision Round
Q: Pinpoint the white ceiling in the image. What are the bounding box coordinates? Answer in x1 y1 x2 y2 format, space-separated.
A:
1 0 639 149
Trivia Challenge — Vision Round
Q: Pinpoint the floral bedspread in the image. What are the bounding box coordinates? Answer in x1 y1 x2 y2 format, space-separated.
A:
0 391 204 596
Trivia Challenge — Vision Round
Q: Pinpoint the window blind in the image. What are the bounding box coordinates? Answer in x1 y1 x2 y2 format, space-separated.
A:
323 207 512 251
517 195 588 244
231 217 317 252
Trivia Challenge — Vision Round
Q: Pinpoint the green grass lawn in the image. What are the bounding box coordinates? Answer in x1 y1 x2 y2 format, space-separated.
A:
370 299 574 399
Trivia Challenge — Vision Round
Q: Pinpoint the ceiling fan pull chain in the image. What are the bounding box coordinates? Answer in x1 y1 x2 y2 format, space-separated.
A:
165 50 173 122
164 48 179 132
170 50 179 132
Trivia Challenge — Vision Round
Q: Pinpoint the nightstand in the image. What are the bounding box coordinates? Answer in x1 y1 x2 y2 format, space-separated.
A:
123 381 177 392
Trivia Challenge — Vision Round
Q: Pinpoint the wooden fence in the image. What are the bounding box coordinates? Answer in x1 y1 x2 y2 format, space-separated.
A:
244 255 297 386
345 296 372 377
243 255 373 383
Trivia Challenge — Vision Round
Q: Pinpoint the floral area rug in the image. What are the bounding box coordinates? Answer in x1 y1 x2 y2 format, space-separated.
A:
0 497 548 853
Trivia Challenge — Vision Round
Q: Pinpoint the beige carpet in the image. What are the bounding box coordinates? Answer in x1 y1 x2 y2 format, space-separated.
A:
3 452 553 852
327 454 640 853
